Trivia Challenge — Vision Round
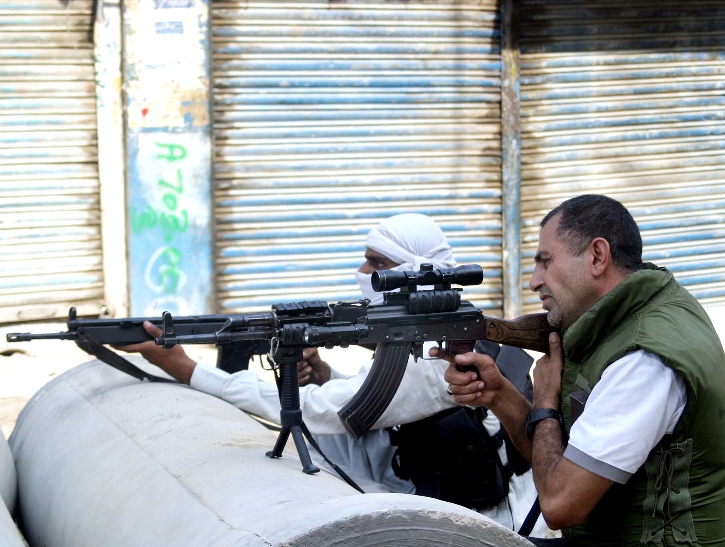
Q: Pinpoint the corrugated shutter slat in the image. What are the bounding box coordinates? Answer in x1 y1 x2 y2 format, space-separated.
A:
0 0 103 322
519 1 725 312
212 0 504 312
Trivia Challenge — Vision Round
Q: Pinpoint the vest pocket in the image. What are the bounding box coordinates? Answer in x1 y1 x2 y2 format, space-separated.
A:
641 439 696 544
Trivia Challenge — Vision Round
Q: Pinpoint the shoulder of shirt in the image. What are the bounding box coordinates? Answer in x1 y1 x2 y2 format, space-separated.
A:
603 349 685 395
608 349 664 371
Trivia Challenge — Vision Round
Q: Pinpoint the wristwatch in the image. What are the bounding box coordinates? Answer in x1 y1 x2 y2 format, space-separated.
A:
526 408 564 440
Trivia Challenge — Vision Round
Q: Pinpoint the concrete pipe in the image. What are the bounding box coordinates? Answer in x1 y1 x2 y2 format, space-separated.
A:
0 429 26 546
0 502 25 547
10 357 533 547
0 429 16 514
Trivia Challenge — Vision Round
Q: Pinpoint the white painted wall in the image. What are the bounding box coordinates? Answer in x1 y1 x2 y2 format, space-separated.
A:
95 0 129 318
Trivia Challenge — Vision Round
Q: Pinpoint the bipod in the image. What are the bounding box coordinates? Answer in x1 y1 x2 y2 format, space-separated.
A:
266 344 320 475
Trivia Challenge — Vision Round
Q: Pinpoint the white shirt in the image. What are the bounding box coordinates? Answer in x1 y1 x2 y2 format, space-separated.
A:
565 350 687 484
190 354 454 436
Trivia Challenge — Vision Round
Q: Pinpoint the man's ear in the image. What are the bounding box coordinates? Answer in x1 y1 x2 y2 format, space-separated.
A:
589 237 610 277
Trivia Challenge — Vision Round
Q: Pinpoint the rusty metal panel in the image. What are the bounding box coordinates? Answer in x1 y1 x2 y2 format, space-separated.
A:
0 0 104 323
518 1 725 313
212 0 504 313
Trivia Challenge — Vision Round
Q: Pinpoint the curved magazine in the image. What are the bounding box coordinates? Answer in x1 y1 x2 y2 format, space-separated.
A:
337 342 410 439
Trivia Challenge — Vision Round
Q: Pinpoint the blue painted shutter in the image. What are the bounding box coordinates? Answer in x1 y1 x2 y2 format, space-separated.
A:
0 1 103 322
518 1 725 312
211 0 504 313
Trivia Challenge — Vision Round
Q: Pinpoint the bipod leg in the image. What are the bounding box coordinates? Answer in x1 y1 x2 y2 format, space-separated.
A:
265 345 320 475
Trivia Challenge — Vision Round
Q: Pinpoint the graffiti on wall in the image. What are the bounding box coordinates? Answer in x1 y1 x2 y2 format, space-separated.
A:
125 0 212 315
131 142 189 295
128 132 212 316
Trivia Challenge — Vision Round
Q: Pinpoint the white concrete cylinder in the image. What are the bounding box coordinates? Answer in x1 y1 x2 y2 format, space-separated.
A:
0 429 16 514
0 503 25 547
0 430 24 547
10 358 532 547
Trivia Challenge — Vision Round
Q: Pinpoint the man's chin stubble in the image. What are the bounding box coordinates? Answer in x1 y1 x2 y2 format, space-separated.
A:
546 310 563 328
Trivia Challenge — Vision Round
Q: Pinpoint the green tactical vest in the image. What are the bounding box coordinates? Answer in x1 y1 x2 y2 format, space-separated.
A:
559 264 725 546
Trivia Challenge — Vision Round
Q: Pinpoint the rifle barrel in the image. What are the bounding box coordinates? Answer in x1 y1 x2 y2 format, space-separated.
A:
7 332 76 342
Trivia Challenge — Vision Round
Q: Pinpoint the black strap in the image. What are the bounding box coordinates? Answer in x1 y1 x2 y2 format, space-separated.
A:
518 495 541 536
75 335 179 383
301 422 365 494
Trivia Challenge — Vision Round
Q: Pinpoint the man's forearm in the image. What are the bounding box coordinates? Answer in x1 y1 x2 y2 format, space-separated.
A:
488 379 534 461
531 418 566 492
529 418 615 530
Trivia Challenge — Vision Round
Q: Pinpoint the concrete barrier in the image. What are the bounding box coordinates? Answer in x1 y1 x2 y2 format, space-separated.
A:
0 429 25 546
10 357 532 547
0 429 16 514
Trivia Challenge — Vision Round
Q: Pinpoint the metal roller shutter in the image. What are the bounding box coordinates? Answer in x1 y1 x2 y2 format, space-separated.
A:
211 0 504 313
518 1 725 313
0 1 103 323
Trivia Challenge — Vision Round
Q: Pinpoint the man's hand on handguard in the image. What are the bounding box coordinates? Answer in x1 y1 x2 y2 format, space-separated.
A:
297 347 331 387
114 321 197 385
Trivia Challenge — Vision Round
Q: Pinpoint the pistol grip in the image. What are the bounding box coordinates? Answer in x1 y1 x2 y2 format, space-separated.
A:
446 339 475 356
442 340 478 376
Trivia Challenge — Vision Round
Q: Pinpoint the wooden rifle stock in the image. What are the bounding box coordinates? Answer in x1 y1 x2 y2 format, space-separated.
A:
483 313 555 354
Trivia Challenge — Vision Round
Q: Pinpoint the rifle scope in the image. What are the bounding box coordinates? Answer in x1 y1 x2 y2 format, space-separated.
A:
372 264 483 292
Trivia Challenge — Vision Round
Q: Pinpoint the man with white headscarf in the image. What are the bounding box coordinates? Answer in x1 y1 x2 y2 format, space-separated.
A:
356 213 456 302
120 214 548 537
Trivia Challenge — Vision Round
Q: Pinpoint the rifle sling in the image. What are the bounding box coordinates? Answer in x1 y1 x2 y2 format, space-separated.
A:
517 495 541 536
75 335 179 383
300 422 365 494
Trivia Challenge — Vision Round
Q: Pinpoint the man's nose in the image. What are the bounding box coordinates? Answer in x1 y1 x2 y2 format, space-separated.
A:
529 265 543 293
359 262 373 274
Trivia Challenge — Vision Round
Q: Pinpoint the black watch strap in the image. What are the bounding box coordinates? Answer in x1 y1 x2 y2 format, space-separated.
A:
526 408 563 440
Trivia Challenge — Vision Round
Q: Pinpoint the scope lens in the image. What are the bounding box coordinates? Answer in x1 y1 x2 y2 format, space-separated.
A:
372 270 408 292
453 265 484 286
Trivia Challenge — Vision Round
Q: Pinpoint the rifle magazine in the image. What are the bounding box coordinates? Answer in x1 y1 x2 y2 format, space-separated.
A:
337 342 410 440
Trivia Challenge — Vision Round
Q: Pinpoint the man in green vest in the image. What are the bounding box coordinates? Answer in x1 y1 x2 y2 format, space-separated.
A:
444 194 725 546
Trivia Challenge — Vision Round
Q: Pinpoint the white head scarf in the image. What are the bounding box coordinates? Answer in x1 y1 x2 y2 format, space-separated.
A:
356 214 456 304
366 213 456 270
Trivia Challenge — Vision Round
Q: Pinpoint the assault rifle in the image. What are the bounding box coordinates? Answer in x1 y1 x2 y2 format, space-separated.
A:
153 264 556 440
